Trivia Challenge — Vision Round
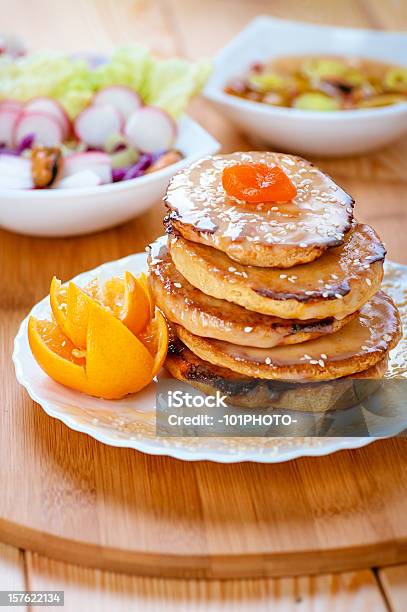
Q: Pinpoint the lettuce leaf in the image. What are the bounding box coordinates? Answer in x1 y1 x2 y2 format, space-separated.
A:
139 57 211 117
0 53 94 117
0 45 211 118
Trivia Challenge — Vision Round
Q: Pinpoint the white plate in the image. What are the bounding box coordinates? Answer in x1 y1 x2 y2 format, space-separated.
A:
0 116 220 237
13 255 407 463
204 17 407 156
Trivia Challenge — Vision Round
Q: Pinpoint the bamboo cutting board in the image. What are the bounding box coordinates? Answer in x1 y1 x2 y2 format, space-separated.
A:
1 210 407 577
1 0 407 581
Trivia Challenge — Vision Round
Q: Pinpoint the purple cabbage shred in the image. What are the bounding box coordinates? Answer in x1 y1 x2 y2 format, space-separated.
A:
16 133 35 153
123 153 153 180
112 167 127 182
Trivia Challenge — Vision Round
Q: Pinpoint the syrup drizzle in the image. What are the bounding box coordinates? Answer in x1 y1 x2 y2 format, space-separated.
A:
165 152 354 249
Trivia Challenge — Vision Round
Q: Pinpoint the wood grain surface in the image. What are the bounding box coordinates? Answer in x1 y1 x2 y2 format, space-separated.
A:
379 564 407 612
0 544 392 611
0 0 407 583
27 555 389 612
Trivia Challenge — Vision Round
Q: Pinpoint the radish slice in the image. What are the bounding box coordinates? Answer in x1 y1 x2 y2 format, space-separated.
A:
74 105 124 148
0 99 24 113
63 152 112 184
25 97 71 138
56 169 102 189
14 111 63 147
0 108 21 147
0 154 33 188
93 86 142 120
124 106 176 153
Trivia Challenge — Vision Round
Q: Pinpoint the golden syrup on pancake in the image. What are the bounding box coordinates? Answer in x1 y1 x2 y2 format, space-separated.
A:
149 236 294 346
169 224 385 316
191 292 399 369
165 152 354 249
149 236 354 348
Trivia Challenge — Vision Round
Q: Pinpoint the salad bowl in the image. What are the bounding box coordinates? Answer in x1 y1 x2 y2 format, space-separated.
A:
0 116 219 237
204 17 407 156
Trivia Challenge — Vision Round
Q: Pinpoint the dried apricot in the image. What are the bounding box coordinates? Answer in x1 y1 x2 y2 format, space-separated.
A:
222 163 297 203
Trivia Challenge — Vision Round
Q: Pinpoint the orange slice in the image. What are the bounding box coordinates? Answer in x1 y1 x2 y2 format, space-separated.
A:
102 271 150 335
28 317 88 394
29 302 154 399
50 271 150 345
139 308 168 377
49 277 70 337
32 270 168 399
85 304 154 398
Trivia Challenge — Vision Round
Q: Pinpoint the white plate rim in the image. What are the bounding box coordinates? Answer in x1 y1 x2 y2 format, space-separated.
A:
12 253 403 463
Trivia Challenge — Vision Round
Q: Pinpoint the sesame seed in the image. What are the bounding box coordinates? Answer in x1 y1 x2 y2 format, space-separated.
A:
310 359 319 365
228 266 237 272
280 274 287 279
321 353 328 360
366 278 372 286
174 282 182 288
265 357 272 365
244 326 253 333
318 360 325 367
335 293 343 299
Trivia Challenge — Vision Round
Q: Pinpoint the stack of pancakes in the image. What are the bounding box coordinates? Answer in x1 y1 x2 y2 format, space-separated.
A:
148 152 402 411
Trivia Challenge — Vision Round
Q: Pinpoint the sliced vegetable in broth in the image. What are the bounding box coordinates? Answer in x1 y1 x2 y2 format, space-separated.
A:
225 55 407 111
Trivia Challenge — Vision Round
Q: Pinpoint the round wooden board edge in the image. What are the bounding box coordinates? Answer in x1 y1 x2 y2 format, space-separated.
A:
1 517 407 578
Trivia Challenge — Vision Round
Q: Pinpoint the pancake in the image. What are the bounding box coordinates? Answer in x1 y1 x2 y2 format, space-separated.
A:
168 223 385 321
148 235 357 348
165 337 389 411
164 152 354 268
175 291 401 381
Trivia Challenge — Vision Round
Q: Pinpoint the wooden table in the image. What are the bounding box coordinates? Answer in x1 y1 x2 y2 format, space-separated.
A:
1 0 407 609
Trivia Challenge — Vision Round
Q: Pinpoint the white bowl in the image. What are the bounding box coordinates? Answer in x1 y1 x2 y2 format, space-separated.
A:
0 116 220 237
204 17 407 157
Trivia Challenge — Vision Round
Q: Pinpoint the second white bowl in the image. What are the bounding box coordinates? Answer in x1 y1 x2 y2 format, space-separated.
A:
204 17 407 157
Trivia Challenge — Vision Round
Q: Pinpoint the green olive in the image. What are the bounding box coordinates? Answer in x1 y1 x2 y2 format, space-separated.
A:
293 92 341 111
247 72 285 92
384 67 407 93
302 58 349 80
